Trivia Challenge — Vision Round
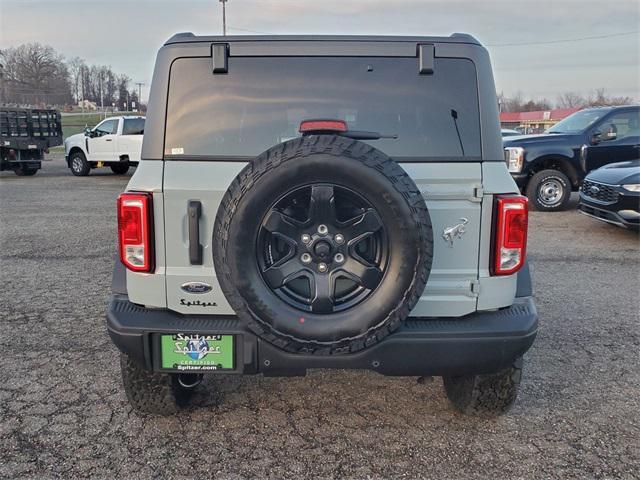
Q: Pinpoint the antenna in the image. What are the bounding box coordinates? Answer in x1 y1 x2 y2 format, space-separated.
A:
219 0 228 36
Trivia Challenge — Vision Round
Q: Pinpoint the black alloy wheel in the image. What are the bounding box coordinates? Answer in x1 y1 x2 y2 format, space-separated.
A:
257 183 388 314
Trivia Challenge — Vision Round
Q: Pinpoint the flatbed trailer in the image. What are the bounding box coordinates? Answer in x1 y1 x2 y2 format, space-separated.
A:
0 108 63 176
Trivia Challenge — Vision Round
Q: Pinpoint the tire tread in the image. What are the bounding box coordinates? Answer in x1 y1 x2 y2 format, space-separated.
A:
213 135 433 355
443 359 522 416
526 169 571 211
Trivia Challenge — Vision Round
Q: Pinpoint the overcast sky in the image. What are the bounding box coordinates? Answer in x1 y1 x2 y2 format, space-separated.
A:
1 0 638 103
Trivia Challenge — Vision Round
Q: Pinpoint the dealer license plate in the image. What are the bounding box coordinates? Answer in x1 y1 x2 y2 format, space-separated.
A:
160 334 234 371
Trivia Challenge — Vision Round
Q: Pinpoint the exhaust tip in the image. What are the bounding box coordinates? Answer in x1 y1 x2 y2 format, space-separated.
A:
177 373 203 389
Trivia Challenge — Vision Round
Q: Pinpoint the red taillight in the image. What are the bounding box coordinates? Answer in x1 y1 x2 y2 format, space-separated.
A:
492 195 528 276
117 192 153 272
299 119 348 133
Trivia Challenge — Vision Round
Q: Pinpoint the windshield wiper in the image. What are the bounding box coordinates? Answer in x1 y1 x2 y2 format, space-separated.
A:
338 130 398 140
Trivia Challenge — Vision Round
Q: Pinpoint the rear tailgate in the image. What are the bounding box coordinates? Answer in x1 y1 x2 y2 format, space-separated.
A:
403 163 482 316
162 160 482 317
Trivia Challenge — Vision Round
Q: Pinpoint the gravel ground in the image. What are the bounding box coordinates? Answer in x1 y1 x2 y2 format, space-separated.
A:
1 154 639 479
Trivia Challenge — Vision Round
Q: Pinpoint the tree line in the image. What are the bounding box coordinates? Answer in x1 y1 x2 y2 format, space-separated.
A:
0 43 140 110
0 42 634 112
498 88 633 113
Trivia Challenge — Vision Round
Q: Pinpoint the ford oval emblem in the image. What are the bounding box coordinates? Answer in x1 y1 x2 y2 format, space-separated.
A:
180 282 213 294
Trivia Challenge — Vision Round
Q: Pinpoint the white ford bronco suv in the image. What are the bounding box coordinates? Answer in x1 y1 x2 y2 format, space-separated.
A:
65 115 144 176
107 34 538 416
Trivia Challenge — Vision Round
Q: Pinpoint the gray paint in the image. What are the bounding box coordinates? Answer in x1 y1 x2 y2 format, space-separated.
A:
162 161 245 314
157 161 514 317
476 161 521 310
125 162 167 307
130 33 520 317
401 162 482 316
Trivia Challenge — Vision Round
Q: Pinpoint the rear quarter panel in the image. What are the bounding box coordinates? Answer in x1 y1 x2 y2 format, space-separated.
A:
124 161 167 307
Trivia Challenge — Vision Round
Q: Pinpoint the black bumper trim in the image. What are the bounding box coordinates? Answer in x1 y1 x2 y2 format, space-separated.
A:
106 294 538 377
578 201 639 230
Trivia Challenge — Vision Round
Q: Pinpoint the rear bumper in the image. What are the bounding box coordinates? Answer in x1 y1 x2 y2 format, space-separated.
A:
106 294 538 377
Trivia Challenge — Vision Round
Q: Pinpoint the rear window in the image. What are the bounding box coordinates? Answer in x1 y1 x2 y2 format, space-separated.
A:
165 56 481 160
123 118 145 135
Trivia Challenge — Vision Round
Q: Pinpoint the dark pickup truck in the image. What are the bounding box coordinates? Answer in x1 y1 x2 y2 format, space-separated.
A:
503 105 640 211
0 108 63 176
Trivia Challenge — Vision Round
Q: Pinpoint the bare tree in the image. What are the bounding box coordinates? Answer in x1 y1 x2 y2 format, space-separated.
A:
0 43 72 106
104 67 117 106
521 98 552 112
117 74 131 110
498 91 553 112
556 89 633 109
503 91 525 112
557 92 586 108
67 56 86 104
586 88 633 107
0 42 144 110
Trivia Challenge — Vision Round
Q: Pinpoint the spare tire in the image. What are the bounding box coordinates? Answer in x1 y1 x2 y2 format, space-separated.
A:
213 135 433 354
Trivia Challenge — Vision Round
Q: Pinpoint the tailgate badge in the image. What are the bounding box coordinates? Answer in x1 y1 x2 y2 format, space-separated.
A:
181 282 213 294
442 218 468 247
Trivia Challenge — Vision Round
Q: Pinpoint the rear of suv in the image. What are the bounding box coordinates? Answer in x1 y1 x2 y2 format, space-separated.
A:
107 34 538 416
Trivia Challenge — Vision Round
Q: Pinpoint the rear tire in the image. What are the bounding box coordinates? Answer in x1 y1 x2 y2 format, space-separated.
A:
14 167 38 176
213 135 433 355
70 151 90 176
443 358 522 416
526 169 571 211
120 354 194 415
110 163 130 175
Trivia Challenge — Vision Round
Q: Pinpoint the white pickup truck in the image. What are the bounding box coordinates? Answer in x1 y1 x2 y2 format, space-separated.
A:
64 116 144 176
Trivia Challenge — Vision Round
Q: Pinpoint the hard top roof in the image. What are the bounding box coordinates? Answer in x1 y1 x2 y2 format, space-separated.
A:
165 32 481 46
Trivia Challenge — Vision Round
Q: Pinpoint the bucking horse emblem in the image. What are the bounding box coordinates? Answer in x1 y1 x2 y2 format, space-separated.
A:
442 218 469 247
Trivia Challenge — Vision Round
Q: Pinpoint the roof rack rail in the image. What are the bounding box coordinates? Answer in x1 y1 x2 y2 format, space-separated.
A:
450 33 480 43
165 32 195 44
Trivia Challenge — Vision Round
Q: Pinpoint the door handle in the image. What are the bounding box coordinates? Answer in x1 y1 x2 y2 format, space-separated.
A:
105 138 113 142
188 200 203 265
